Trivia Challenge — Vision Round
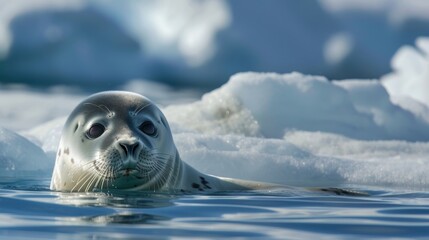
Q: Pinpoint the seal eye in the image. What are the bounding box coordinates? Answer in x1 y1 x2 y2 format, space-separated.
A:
86 123 105 139
139 121 157 136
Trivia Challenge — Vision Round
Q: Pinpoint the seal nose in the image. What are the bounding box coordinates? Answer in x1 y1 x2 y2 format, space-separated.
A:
118 141 140 157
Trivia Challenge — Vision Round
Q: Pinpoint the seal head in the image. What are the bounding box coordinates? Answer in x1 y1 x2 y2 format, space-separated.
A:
50 91 182 192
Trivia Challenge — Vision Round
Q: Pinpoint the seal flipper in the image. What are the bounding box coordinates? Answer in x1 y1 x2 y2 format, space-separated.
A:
309 187 369 196
210 176 369 196
214 176 285 190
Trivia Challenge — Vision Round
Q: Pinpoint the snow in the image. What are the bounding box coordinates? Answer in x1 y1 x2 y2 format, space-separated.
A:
162 70 429 189
166 72 429 141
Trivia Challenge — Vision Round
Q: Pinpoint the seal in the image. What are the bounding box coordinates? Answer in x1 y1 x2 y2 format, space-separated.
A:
50 91 279 193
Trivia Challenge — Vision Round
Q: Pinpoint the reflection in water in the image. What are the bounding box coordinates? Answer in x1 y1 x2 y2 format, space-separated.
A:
2 181 429 238
81 212 170 224
55 190 175 225
55 190 177 208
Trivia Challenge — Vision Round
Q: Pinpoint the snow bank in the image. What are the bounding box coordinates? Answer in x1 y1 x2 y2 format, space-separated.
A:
174 133 344 186
166 72 429 141
173 131 429 189
165 72 429 189
164 71 429 189
285 131 429 188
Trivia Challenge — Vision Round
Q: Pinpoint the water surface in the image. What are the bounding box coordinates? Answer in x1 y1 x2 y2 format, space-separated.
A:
1 179 428 239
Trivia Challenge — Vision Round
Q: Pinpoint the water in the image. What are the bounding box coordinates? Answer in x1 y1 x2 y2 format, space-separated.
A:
0 179 428 239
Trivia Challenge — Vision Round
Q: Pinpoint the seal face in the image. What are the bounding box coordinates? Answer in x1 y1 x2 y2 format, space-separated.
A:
50 91 182 192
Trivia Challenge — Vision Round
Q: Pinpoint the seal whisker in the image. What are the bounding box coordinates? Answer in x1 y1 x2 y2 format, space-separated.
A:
103 164 115 186
76 162 100 192
100 165 111 191
107 165 116 189
156 171 167 190
140 160 164 177
104 168 112 190
93 172 104 191
99 173 106 191
133 102 152 116
85 173 100 192
158 163 172 189
83 177 93 192
83 103 113 116
148 149 173 157
91 156 119 179
150 152 172 157
72 171 94 192
147 160 169 189
69 162 97 192
101 164 115 191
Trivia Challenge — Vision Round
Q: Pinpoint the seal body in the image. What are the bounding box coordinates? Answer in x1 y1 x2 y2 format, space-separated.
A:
50 91 277 193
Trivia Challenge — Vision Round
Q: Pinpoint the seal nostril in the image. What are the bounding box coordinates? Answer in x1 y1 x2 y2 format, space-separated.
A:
131 142 139 155
119 143 128 156
118 142 140 157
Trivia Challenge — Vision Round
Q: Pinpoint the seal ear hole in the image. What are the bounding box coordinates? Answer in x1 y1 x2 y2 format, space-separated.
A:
160 117 168 128
86 123 106 139
138 121 157 136
73 124 79 133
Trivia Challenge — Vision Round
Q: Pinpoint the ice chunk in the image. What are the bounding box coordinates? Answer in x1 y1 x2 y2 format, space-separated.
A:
0 126 52 178
167 72 429 141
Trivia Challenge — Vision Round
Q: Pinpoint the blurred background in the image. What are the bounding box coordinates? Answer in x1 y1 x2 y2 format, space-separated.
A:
0 0 429 90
